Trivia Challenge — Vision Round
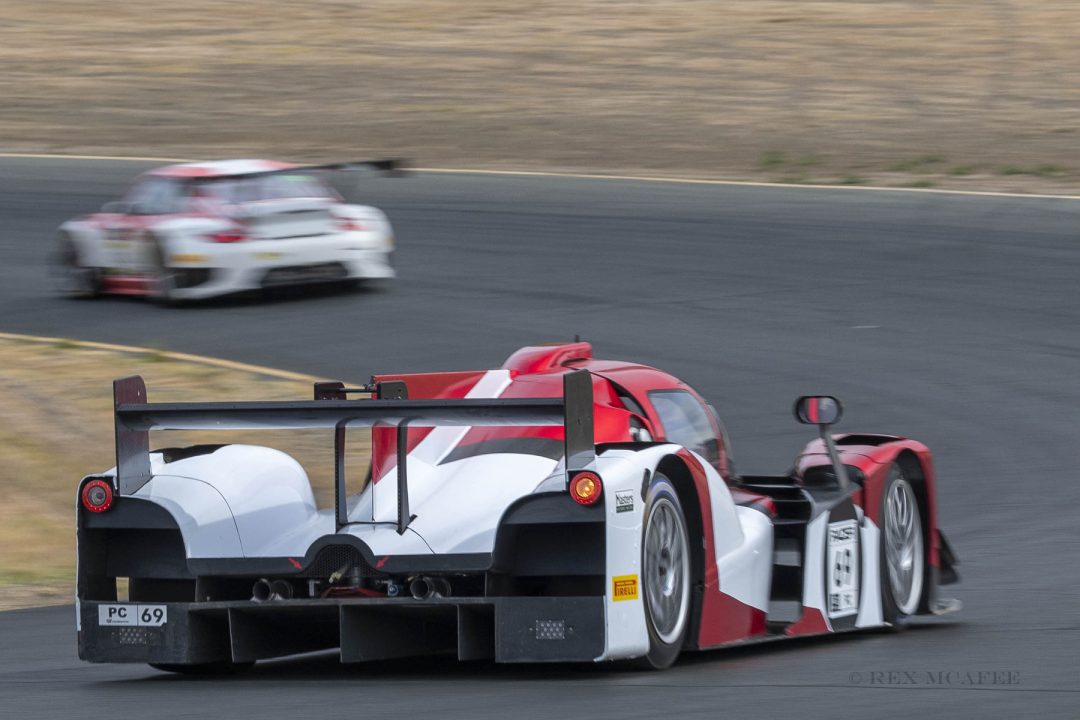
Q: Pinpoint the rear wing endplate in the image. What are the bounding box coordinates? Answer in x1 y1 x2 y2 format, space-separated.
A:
112 370 595 532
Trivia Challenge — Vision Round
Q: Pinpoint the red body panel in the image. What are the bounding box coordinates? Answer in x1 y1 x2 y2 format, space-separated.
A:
675 449 769 647
784 607 830 637
99 275 153 296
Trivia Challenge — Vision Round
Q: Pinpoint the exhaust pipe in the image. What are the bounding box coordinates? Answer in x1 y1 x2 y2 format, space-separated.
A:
252 578 294 601
270 579 294 600
408 576 451 600
252 578 272 602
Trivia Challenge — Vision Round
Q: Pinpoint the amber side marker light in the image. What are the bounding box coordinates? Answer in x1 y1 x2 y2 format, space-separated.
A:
569 471 603 506
81 479 114 513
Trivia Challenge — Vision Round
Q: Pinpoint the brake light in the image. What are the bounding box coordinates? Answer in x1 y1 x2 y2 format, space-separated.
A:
337 218 367 232
569 471 603 505
81 479 114 513
209 227 248 243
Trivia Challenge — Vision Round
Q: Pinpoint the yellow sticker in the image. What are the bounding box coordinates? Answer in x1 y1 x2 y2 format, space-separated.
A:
612 574 639 602
255 252 285 260
170 254 209 264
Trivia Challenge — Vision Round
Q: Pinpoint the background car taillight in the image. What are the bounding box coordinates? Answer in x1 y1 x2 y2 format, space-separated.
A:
81 479 114 513
209 226 248 243
336 218 368 232
569 471 603 505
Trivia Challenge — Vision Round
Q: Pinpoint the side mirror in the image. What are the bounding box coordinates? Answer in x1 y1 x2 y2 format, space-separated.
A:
794 395 842 426
794 395 850 490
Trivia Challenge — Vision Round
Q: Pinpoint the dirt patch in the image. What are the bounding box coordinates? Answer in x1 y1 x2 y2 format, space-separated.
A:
2 1 1080 193
0 336 368 610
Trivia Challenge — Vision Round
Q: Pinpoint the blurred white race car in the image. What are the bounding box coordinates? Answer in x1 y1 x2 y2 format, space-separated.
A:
55 159 399 303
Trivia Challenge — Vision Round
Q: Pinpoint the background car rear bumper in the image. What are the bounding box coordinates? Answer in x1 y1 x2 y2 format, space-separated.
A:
169 249 394 299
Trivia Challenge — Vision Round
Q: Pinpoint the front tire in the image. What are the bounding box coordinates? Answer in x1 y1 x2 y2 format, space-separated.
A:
637 473 691 669
879 464 925 625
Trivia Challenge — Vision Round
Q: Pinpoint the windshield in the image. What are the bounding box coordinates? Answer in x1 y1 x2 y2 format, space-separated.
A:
189 174 338 205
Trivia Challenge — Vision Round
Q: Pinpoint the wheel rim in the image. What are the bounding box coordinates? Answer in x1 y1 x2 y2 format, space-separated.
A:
884 476 924 615
643 497 690 644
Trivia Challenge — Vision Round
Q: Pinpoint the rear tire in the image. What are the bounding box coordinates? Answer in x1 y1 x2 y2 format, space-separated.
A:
55 235 100 298
149 237 180 306
879 464 925 627
635 473 691 669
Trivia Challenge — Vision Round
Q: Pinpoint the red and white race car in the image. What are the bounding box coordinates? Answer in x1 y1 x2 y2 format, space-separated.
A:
55 159 398 303
76 342 959 672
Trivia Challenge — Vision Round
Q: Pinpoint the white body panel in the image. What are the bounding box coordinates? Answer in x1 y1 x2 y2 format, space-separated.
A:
132 474 244 558
855 518 885 628
802 512 830 629
802 507 887 631
721 507 774 613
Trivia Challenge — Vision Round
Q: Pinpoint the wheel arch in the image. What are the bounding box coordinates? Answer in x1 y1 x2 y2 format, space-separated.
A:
893 449 934 613
653 454 707 649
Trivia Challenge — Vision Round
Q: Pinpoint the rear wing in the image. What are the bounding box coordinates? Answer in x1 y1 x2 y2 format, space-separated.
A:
188 158 405 182
112 370 595 532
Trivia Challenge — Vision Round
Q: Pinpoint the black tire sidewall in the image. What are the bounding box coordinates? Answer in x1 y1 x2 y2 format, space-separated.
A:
150 237 178 305
57 236 99 298
877 464 924 627
638 473 690 669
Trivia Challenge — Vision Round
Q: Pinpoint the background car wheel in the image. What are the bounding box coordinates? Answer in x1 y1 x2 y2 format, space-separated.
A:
55 235 100 298
149 661 255 676
635 473 691 669
879 464 925 627
148 237 181 306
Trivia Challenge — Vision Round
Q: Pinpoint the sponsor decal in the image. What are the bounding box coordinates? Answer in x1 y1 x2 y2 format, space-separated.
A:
170 253 210 264
612 574 639 602
255 251 285 260
826 519 860 618
98 604 168 627
615 490 635 513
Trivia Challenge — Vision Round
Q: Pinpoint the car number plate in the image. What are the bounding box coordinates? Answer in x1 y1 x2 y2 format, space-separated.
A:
98 604 168 627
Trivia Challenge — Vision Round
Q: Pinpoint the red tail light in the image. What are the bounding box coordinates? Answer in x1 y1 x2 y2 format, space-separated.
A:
81 479 114 513
569 471 603 506
209 227 248 243
336 218 367 232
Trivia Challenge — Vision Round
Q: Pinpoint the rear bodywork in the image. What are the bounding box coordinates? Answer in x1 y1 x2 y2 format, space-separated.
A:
76 343 959 667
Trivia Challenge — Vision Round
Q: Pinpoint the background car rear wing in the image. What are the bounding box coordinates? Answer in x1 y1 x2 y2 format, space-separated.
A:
189 158 405 182
112 370 595 532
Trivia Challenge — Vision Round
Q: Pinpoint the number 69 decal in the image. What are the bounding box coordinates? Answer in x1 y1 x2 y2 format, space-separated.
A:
98 604 168 627
140 606 167 626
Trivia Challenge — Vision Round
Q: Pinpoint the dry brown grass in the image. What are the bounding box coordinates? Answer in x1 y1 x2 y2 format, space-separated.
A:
0 336 368 609
2 1 1080 191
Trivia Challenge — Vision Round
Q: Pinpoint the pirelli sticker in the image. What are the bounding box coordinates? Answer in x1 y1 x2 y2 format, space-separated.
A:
612 574 639 601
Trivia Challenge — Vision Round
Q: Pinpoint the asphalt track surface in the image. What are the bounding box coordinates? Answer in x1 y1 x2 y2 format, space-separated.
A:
1 157 1079 718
